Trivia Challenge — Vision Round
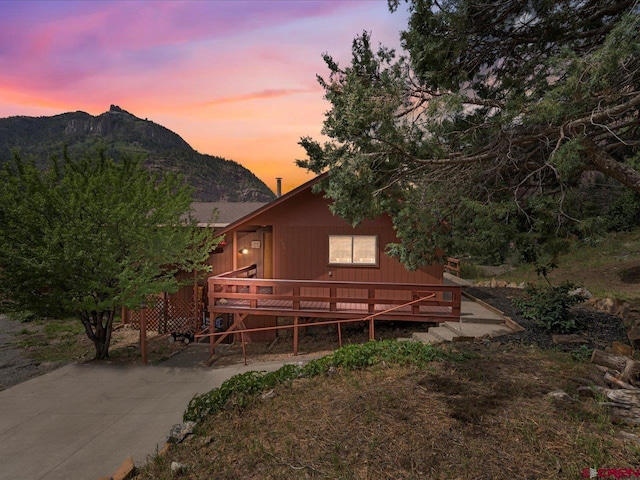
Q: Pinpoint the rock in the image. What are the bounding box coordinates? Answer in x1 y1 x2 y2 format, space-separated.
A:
490 278 498 288
599 298 616 314
552 334 589 345
167 421 196 444
496 281 508 288
517 282 527 289
506 282 518 288
261 389 276 400
612 341 634 357
547 389 575 402
569 287 593 299
171 461 185 474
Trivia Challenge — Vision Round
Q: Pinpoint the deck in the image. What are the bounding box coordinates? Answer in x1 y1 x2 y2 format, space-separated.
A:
203 266 462 356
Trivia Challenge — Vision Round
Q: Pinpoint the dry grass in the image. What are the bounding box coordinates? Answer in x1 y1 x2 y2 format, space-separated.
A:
137 344 640 480
496 229 640 301
15 319 186 365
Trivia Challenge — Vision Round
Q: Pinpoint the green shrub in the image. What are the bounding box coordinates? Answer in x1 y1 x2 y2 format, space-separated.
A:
512 281 585 333
571 345 593 362
459 261 484 279
184 340 455 423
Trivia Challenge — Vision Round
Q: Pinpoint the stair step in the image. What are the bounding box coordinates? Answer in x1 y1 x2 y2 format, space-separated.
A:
428 326 457 342
442 321 513 338
411 332 442 344
458 316 507 325
397 337 417 343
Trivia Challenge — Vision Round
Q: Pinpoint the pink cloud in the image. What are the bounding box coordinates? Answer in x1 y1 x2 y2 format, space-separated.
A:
196 88 314 108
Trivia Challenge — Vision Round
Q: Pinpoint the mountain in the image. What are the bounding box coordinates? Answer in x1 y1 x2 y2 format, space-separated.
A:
0 105 276 202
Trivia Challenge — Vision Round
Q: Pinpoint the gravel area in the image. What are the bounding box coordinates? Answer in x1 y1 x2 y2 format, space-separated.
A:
0 314 60 391
465 286 629 351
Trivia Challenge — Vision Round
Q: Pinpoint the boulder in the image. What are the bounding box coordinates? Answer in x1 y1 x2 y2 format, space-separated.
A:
569 287 593 299
168 421 196 444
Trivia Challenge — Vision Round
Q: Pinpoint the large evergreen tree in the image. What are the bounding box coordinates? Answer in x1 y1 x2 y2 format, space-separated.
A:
299 0 640 268
0 151 219 359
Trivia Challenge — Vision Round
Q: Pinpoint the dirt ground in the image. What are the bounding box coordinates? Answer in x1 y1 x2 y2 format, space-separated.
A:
0 316 188 391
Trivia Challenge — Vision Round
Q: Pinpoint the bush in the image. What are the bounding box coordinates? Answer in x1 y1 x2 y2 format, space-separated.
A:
512 281 586 333
184 340 456 423
459 261 484 279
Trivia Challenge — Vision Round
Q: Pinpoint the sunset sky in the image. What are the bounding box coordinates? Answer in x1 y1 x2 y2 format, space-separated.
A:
0 0 409 194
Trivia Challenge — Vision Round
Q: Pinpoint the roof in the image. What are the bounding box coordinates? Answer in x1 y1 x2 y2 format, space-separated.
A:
190 202 268 227
214 173 328 236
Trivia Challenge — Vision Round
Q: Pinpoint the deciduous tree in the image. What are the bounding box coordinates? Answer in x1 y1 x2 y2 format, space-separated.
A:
0 150 219 359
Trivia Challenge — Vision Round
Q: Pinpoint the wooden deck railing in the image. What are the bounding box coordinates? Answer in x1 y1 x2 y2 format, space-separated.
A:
208 277 461 322
201 271 462 358
215 264 258 279
444 257 461 277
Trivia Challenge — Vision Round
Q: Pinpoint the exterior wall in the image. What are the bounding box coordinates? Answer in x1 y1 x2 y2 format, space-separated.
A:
252 188 442 285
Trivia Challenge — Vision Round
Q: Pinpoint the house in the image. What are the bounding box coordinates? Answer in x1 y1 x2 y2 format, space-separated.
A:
198 174 461 353
129 174 461 355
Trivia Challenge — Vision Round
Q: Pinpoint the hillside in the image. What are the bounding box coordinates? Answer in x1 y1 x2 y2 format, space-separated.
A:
0 105 276 202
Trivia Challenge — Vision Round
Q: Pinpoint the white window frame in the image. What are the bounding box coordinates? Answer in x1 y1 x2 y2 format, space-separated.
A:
328 235 378 266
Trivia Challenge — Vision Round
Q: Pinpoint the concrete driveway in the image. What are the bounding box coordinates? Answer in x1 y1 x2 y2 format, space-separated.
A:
0 346 294 480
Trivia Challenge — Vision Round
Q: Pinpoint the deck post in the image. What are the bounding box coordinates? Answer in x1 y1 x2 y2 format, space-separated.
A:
412 291 419 316
209 310 215 356
293 287 300 310
337 322 342 348
369 316 374 341
452 289 461 320
249 283 257 309
293 316 299 356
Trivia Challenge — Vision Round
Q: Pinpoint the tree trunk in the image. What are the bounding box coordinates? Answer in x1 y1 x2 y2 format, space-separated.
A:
79 309 115 360
586 142 640 195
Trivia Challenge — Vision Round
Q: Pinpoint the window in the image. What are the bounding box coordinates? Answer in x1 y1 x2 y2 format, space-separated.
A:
329 235 378 265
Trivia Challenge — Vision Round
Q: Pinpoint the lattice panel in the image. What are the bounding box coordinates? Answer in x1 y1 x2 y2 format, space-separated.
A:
129 297 201 334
